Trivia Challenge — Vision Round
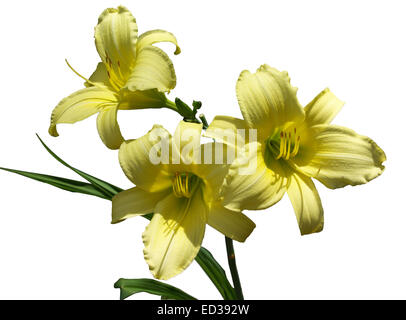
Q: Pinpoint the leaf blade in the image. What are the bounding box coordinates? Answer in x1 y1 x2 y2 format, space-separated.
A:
195 247 237 300
36 134 123 198
114 278 197 300
0 167 110 200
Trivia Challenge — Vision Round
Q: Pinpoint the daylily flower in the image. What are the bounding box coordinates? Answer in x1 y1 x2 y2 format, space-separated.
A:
112 121 256 280
206 65 386 235
49 6 180 149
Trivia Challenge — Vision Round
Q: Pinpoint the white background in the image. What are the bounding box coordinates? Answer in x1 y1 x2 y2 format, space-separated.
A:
0 0 403 299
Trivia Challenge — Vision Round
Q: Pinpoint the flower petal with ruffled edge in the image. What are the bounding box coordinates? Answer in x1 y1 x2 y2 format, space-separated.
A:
94 6 138 90
137 29 181 55
221 142 287 211
236 64 305 140
118 125 173 192
49 86 118 137
294 124 386 189
142 190 207 280
125 45 176 93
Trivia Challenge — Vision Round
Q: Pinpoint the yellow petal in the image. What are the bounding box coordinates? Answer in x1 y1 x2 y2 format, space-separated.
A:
96 104 124 150
193 142 236 202
111 187 170 224
143 191 207 280
221 142 287 211
205 115 252 147
295 124 386 189
85 62 112 89
236 64 305 139
137 29 181 55
172 121 203 165
287 172 324 235
207 202 256 242
125 45 176 92
304 88 344 127
49 86 117 137
119 125 173 192
94 6 138 88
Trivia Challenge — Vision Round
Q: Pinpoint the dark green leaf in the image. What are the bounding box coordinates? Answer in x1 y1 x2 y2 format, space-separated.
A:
195 247 237 300
36 134 123 199
0 167 110 200
114 278 197 300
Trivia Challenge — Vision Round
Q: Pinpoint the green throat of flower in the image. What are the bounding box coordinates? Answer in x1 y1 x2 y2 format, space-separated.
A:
172 172 201 198
266 127 301 161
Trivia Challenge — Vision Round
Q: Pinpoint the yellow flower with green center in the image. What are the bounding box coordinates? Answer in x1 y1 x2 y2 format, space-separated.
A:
49 6 180 149
112 121 256 280
206 64 386 235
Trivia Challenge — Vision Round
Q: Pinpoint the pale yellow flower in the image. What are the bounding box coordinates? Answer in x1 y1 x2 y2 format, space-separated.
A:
112 121 255 280
206 65 386 235
49 6 180 149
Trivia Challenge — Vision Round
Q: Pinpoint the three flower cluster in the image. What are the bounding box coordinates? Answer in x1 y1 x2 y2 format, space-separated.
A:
49 6 386 280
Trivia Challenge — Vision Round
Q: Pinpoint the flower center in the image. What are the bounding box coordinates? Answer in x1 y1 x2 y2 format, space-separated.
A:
267 127 301 161
172 172 201 198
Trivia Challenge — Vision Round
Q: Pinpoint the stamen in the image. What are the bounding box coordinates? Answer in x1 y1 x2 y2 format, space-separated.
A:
286 132 292 160
185 175 189 197
102 55 124 91
276 132 285 159
172 172 199 198
291 136 301 157
272 128 301 161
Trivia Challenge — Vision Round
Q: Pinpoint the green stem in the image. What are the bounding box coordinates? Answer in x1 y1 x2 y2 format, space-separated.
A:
225 237 244 300
164 99 179 113
199 114 209 129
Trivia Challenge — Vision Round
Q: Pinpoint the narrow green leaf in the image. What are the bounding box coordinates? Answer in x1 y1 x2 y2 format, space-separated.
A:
36 134 123 198
0 167 110 200
114 278 197 300
195 247 237 300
